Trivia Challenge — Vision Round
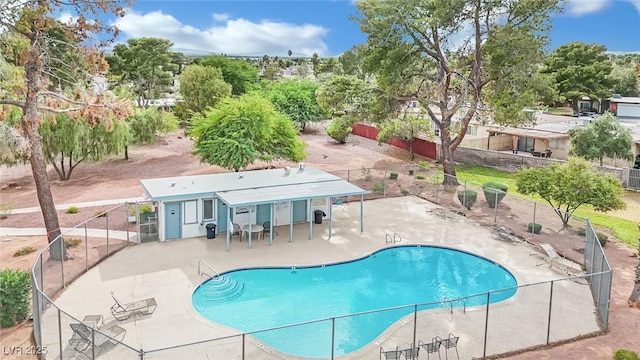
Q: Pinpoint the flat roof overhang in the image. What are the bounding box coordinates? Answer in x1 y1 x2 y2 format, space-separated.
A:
488 128 568 140
217 180 370 207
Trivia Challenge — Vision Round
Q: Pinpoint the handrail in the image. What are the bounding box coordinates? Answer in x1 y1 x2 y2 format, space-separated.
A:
385 234 393 244
198 260 220 279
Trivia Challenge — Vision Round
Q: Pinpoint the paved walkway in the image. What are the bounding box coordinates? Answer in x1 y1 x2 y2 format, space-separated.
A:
10 197 145 214
36 197 599 360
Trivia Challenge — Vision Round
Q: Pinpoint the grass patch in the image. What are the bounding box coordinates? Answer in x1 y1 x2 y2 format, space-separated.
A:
13 246 37 257
546 107 573 116
64 238 82 248
454 164 640 247
66 206 79 214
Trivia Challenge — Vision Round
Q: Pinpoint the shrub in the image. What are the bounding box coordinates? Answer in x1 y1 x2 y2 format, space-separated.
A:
417 160 430 168
13 246 36 257
614 349 640 360
0 202 13 219
596 232 608 247
401 189 410 196
527 222 542 234
457 190 478 210
327 116 353 143
482 181 508 208
372 181 386 194
140 204 153 214
361 167 372 182
0 269 31 327
576 227 587 236
94 209 107 217
66 206 79 214
408 169 414 175
416 175 426 180
389 172 398 180
64 238 82 248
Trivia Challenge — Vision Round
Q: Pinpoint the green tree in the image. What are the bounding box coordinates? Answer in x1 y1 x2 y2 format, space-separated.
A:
125 107 178 159
542 42 613 111
568 113 634 166
199 55 259 95
0 0 133 260
178 65 232 121
260 80 327 130
516 158 626 229
355 0 559 185
338 45 367 79
191 94 306 171
311 52 320 78
377 114 432 160
607 64 639 97
106 37 176 107
40 112 130 180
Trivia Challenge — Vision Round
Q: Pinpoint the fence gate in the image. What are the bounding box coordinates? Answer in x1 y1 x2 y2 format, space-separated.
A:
628 168 640 190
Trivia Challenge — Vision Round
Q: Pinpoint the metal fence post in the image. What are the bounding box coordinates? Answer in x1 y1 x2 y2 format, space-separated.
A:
435 173 439 204
60 235 65 288
493 190 498 223
331 317 336 360
242 333 246 360
57 309 63 360
483 292 490 357
463 180 467 208
139 349 145 360
547 281 554 344
531 203 537 237
126 202 130 244
106 214 110 257
413 305 418 351
84 223 89 272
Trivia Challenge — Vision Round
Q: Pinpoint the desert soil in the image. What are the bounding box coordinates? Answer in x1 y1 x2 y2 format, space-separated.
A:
1 123 638 360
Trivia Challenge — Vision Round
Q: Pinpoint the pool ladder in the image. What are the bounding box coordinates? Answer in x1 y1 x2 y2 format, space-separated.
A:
385 233 402 244
198 260 220 280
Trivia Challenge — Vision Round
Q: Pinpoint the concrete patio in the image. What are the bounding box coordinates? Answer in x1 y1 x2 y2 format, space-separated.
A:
38 196 599 360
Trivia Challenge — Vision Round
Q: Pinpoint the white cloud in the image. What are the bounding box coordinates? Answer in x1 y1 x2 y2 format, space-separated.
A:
212 13 229 22
112 10 329 57
58 12 78 25
565 0 610 16
630 0 640 13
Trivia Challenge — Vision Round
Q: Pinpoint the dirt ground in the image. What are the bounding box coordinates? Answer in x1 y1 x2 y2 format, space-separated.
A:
1 123 639 359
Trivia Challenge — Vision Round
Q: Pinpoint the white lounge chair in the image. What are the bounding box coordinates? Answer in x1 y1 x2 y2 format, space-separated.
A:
531 243 571 275
110 292 157 321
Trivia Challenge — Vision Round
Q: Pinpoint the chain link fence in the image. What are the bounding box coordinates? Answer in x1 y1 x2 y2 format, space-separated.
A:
30 168 611 359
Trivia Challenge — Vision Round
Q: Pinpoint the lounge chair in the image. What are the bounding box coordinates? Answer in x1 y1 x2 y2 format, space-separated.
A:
380 346 402 360
531 243 571 274
69 322 126 356
419 338 442 359
436 333 459 360
110 292 157 321
490 225 525 245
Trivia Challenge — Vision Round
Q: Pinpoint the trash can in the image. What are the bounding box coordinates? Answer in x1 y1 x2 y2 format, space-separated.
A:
314 210 326 224
205 223 216 239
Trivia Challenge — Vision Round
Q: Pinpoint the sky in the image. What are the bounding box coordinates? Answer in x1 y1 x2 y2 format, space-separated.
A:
84 0 640 57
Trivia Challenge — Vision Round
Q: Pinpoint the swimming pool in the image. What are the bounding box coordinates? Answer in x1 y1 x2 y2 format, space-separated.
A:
192 245 516 358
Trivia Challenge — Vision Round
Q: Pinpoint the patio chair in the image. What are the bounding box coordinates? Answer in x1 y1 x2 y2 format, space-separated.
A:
262 221 271 237
69 322 126 356
110 292 157 321
380 346 402 360
399 343 420 359
436 333 459 360
419 338 442 360
230 222 242 241
531 243 571 274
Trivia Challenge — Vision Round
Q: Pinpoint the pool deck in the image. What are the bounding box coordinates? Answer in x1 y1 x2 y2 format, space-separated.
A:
40 196 599 360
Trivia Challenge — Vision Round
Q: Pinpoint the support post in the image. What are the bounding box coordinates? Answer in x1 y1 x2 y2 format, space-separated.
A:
546 281 554 344
483 292 490 357
360 194 364 233
226 206 231 252
308 199 312 240
328 198 333 239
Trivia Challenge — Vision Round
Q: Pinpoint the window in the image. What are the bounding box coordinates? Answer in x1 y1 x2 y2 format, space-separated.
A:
465 126 477 136
548 139 565 150
203 199 214 221
183 200 198 224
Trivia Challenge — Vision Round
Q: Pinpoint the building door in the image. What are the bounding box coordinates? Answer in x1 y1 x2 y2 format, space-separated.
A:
517 137 535 152
292 200 307 223
274 201 291 226
165 202 181 240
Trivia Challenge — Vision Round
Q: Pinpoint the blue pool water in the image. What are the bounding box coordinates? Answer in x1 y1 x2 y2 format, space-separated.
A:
192 246 516 358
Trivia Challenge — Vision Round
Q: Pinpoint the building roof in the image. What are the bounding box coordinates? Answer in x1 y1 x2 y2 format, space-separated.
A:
488 127 569 140
609 96 640 104
140 165 369 203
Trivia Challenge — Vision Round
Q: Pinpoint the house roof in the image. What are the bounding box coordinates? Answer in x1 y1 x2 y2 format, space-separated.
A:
488 127 569 140
609 96 640 104
140 165 369 204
